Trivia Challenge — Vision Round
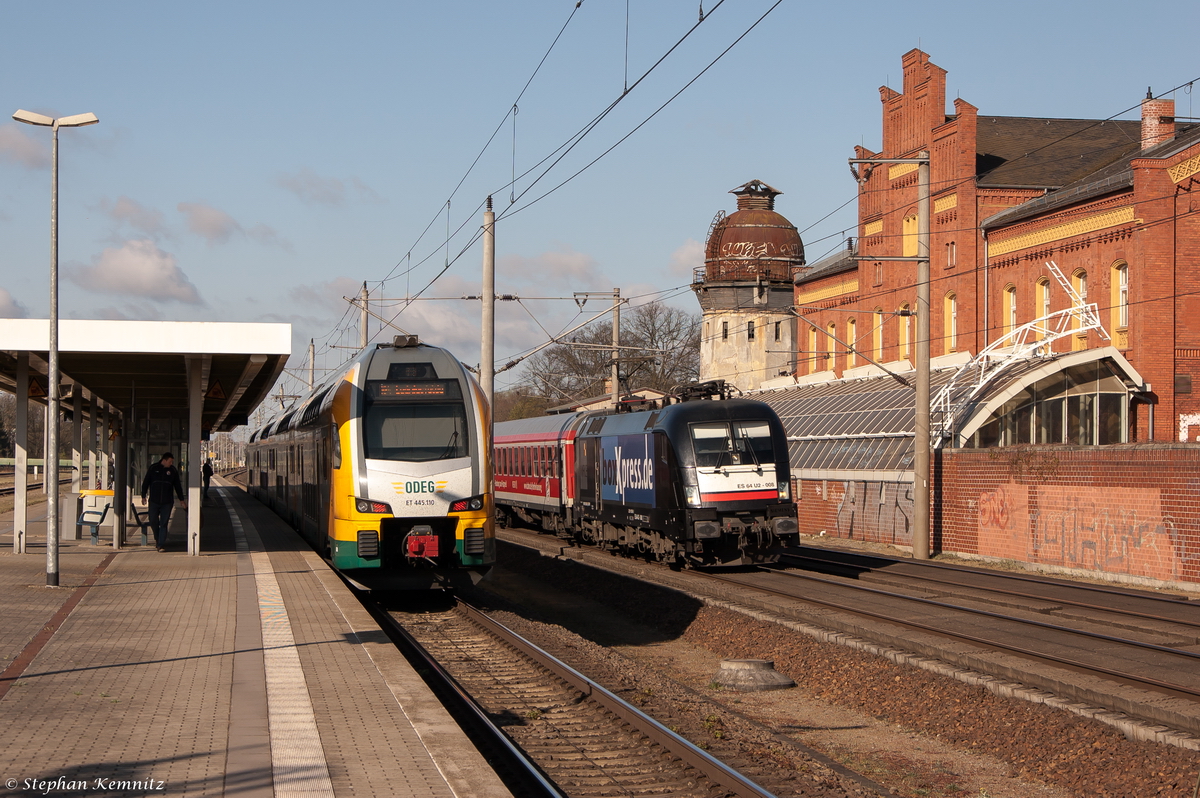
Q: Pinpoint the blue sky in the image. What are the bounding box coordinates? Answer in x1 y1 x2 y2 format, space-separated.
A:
3 0 1198 399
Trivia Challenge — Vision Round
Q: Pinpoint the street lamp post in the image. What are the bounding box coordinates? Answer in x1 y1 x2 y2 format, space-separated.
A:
13 109 99 587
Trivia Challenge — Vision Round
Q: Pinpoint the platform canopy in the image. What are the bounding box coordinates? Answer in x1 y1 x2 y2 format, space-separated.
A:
0 319 291 433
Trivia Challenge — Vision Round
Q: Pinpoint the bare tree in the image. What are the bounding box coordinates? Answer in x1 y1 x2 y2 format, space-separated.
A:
518 301 700 407
620 302 701 392
0 392 52 459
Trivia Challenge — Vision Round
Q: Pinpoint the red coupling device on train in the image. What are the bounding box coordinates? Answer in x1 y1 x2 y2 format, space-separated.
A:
406 525 439 559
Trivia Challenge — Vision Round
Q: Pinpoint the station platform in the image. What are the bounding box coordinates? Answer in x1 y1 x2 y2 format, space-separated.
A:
0 479 513 798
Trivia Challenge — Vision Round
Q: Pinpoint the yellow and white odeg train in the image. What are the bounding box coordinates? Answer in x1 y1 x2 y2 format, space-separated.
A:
246 335 495 590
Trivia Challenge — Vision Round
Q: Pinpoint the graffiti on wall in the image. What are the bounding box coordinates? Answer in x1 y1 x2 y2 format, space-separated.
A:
977 484 1029 559
834 481 913 545
976 482 1198 581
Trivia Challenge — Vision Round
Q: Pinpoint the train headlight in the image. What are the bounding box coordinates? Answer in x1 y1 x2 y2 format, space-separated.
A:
684 485 701 507
778 482 790 501
449 495 486 512
355 498 392 514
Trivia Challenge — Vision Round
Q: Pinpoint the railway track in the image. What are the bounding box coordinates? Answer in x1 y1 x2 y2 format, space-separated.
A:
713 561 1200 704
373 596 780 798
0 477 72 497
497 527 1200 742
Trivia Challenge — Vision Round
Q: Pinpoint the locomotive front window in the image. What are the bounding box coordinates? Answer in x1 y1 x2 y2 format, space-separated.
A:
690 421 775 468
363 403 469 462
732 421 775 465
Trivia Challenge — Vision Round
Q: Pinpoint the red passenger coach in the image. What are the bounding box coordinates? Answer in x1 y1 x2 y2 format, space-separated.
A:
493 414 577 523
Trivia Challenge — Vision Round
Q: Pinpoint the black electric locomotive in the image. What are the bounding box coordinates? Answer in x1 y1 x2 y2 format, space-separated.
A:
494 392 798 566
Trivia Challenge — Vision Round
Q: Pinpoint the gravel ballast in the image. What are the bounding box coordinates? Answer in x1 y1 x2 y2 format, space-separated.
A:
473 541 1200 798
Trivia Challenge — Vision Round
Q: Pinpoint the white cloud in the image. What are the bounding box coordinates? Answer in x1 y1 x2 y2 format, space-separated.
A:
67 240 203 304
668 238 704 279
177 202 240 244
96 196 166 238
0 287 29 318
278 168 343 205
349 177 383 204
277 168 383 206
289 276 368 315
0 124 48 169
177 201 291 250
86 302 164 321
497 245 607 292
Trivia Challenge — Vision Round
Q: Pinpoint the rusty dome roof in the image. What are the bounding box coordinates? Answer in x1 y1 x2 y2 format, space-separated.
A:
704 179 805 283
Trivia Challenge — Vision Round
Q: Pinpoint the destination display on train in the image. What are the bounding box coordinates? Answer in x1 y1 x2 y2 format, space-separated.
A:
368 380 463 400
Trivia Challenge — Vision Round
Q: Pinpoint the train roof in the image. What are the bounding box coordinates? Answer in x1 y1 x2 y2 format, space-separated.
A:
495 398 782 441
494 412 581 440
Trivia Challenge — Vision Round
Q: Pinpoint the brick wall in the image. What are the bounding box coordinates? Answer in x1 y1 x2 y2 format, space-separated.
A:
936 444 1200 585
796 444 1200 586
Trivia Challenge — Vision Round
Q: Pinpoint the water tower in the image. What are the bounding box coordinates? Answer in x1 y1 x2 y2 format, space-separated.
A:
692 180 805 391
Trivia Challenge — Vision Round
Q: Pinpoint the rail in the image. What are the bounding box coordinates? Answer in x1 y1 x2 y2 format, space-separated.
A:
711 566 1200 704
0 477 73 498
458 601 780 798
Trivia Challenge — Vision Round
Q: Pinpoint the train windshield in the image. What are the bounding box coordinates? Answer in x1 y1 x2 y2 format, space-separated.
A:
690 421 774 468
363 403 470 462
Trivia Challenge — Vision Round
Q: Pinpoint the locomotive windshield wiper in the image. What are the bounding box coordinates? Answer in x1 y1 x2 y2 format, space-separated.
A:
440 430 460 459
738 428 763 473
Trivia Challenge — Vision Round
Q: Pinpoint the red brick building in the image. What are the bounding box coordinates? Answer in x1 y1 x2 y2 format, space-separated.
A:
793 49 1200 443
749 50 1200 587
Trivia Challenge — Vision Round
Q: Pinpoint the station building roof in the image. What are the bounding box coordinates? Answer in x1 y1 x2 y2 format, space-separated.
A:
0 319 291 432
748 346 1145 482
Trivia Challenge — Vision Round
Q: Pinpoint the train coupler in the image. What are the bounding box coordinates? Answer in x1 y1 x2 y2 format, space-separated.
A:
405 525 440 560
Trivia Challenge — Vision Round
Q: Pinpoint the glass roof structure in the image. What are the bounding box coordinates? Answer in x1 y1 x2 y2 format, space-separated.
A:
750 346 1145 479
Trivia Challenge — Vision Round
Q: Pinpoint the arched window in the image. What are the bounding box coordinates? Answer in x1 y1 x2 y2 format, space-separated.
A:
1072 269 1088 350
944 293 957 353
873 308 883 362
847 318 857 367
826 321 837 370
899 304 911 360
1110 261 1129 348
1003 285 1017 343
902 212 919 257
808 326 819 374
1035 278 1051 341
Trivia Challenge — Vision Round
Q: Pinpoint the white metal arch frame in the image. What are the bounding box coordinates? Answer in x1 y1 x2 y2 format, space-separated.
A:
930 261 1109 446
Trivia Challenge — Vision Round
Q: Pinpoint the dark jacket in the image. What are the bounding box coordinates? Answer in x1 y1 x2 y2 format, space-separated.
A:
142 462 185 504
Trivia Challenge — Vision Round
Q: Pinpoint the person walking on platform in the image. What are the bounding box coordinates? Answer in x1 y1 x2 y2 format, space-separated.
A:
202 458 214 501
141 452 186 551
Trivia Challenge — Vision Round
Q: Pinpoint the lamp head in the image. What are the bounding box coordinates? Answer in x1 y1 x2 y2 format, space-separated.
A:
12 109 54 127
55 112 99 128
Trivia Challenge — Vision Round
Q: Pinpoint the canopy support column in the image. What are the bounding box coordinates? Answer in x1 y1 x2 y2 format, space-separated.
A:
187 356 202 556
113 416 127 549
69 386 83 540
14 353 29 554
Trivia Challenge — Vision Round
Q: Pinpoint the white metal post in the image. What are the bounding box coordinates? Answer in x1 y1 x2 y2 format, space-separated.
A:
113 418 126 549
14 353 28 554
914 152 931 560
611 289 621 409
481 196 495 410
307 339 315 390
359 282 369 350
187 357 202 555
70 386 82 540
100 404 110 490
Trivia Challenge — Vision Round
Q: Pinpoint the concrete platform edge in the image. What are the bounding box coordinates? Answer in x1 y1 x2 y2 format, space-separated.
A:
298 549 515 798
